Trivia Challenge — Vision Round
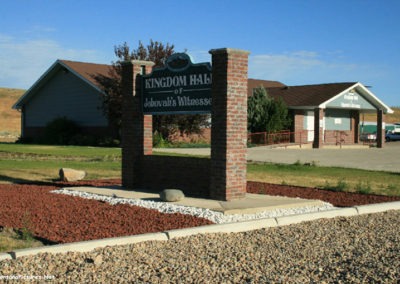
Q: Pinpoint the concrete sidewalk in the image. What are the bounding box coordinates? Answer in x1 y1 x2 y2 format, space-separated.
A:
156 142 400 172
65 186 324 215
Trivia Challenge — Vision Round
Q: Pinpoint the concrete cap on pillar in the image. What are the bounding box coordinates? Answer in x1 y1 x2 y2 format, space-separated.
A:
121 60 155 66
209 48 250 55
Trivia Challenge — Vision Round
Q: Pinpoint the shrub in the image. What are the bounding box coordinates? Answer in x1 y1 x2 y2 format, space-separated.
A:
41 117 81 145
322 179 348 192
356 181 372 194
153 131 171 148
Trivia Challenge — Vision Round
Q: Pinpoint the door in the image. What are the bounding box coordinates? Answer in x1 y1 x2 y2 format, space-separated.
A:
306 111 314 142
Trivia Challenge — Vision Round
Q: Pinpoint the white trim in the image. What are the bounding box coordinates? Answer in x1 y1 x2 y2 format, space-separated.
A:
319 82 393 114
12 59 107 110
12 60 60 109
57 61 106 95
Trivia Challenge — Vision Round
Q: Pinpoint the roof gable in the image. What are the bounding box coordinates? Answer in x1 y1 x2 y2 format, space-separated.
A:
264 82 393 114
13 60 113 109
59 60 112 90
265 82 356 107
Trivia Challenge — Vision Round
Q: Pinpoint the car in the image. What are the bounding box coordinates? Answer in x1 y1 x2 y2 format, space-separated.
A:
385 131 400 142
360 132 376 142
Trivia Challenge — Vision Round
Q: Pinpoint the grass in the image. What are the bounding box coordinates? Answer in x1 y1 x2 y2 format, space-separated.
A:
0 143 399 196
247 162 400 196
0 227 43 252
0 143 122 182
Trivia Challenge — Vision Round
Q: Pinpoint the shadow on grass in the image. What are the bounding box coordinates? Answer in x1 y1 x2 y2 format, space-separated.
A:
0 174 41 184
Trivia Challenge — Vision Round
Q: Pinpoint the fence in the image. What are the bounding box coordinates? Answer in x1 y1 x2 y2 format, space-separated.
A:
248 130 376 148
247 130 312 147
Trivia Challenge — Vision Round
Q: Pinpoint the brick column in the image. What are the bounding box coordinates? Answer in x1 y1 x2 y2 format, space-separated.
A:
377 109 384 148
209 48 249 201
121 60 154 188
313 108 324 148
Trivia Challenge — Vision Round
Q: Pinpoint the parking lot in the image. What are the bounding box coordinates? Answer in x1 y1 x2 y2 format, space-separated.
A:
248 142 400 172
159 142 400 172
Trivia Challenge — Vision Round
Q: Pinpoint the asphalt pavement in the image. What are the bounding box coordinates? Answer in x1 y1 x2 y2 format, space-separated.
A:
156 142 400 172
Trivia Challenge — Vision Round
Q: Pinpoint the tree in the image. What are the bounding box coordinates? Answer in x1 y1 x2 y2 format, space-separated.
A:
248 86 291 133
95 40 209 140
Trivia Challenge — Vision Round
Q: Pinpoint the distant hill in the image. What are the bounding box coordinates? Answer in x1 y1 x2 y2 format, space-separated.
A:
0 88 24 142
362 107 400 124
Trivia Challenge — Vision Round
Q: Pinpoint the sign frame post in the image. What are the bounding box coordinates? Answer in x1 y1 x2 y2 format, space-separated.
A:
121 48 249 201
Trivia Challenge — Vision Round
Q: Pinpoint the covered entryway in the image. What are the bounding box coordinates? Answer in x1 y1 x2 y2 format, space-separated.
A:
265 82 393 148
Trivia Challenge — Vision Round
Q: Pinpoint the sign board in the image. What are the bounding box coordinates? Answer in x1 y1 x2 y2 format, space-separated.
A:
142 53 212 114
326 90 375 110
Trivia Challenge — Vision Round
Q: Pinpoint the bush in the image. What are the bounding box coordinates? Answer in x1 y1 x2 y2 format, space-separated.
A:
41 117 81 145
153 131 171 148
248 86 291 133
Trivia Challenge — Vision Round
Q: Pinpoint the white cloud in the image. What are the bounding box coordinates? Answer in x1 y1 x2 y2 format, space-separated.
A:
184 49 211 64
186 49 372 87
0 34 107 89
248 51 370 85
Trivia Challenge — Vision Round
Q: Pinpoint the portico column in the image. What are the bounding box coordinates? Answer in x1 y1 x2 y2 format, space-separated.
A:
377 109 384 148
352 110 360 143
313 108 324 148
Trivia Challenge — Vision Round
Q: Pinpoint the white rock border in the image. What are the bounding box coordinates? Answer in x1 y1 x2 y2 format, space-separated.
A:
51 189 336 224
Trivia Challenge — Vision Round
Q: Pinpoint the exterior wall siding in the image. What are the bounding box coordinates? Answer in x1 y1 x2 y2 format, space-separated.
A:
24 69 108 127
325 109 351 131
324 130 355 145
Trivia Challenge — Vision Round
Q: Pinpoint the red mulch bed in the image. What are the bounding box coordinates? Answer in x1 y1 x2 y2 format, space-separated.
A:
247 181 400 207
0 180 212 244
0 179 398 244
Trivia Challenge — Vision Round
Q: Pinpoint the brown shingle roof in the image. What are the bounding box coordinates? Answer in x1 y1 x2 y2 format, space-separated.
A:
265 82 357 107
247 78 286 97
58 61 356 108
59 60 113 89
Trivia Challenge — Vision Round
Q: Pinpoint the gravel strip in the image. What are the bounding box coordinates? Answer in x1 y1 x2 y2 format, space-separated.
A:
1 211 398 283
51 189 336 224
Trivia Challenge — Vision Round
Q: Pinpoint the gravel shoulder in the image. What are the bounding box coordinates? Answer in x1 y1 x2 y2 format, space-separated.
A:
1 211 398 283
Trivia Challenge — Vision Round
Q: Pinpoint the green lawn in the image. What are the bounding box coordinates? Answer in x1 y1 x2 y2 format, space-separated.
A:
0 143 399 196
247 162 400 197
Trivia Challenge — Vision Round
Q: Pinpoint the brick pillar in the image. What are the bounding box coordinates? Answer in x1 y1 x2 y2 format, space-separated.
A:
121 60 154 188
313 108 324 148
377 109 384 148
209 48 250 201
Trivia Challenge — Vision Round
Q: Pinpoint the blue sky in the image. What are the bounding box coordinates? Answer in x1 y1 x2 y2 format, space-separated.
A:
1 0 399 106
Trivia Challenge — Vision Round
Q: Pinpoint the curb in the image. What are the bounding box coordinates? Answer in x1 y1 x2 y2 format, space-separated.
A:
275 207 358 226
2 202 399 260
0 253 12 261
166 217 278 239
8 233 167 259
355 201 400 214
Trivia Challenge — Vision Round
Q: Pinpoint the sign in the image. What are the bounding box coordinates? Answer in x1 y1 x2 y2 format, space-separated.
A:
142 53 212 114
326 89 375 110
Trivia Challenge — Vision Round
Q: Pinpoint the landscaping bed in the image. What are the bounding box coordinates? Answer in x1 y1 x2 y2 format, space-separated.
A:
0 179 212 245
0 179 399 247
247 181 400 207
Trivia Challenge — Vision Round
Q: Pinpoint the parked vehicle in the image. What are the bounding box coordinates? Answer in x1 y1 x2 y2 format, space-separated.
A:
360 132 376 142
385 131 400 142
